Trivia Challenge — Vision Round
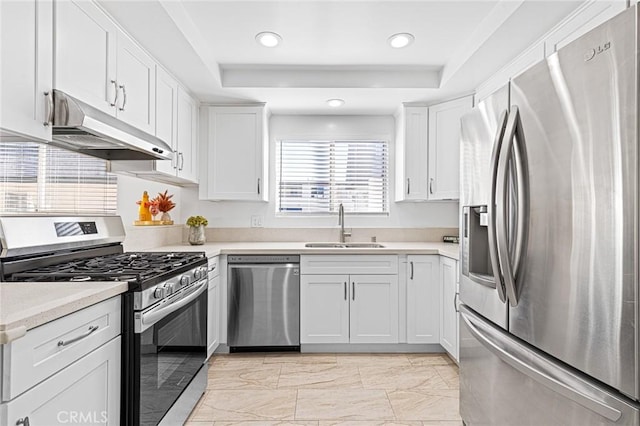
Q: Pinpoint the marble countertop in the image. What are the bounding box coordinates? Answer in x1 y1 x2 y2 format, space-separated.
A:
0 282 128 344
151 241 460 260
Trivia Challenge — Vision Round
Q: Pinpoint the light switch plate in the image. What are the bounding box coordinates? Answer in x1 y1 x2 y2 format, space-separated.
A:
251 215 263 227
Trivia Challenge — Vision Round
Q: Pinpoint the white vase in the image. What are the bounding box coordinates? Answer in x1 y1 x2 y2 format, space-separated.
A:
188 225 206 245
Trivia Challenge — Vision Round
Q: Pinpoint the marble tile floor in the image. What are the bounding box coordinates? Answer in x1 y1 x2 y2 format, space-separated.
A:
185 353 462 426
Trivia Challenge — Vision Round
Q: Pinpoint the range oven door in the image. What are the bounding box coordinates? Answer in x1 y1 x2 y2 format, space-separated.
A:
125 280 208 426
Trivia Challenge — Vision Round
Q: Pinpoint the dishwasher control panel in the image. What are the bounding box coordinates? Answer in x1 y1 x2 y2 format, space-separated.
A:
227 255 300 264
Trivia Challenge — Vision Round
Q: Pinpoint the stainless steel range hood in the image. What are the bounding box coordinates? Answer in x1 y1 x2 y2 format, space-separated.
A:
51 89 172 161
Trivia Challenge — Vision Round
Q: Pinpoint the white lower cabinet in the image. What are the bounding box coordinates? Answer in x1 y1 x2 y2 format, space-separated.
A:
300 274 350 344
349 275 399 344
406 255 440 344
440 256 459 361
207 256 220 358
1 336 121 426
300 255 399 345
0 295 122 426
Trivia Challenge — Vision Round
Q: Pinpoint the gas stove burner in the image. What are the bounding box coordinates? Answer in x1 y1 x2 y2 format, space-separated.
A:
6 250 207 290
70 276 92 282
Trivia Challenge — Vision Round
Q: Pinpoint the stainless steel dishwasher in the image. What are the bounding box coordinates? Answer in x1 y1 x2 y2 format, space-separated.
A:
227 255 300 350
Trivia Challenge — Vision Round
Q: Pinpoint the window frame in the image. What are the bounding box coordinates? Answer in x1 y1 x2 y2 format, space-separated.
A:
275 138 390 216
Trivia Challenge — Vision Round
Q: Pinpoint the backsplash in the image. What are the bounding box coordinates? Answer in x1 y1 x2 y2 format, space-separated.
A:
193 227 458 243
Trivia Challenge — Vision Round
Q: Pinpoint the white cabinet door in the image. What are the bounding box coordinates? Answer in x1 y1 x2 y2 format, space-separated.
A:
427 96 473 201
207 273 220 359
176 86 198 182
0 0 52 142
406 255 440 344
396 106 429 201
300 275 349 344
115 32 155 134
204 106 267 201
155 66 178 175
54 0 117 115
350 274 399 344
0 336 121 426
440 256 458 360
544 1 627 55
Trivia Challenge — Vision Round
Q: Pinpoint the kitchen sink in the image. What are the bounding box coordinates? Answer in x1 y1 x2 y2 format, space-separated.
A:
343 243 386 248
304 242 346 248
304 242 386 248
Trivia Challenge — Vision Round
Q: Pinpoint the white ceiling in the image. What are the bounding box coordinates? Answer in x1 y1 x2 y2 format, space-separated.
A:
98 0 587 115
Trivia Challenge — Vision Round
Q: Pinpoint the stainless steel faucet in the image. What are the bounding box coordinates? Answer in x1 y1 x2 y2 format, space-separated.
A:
338 203 352 243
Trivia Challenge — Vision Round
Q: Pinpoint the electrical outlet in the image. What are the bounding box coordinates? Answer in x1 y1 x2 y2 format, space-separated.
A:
251 215 263 227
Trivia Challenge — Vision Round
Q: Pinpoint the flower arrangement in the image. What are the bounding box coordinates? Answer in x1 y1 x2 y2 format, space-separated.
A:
151 190 176 215
186 215 208 227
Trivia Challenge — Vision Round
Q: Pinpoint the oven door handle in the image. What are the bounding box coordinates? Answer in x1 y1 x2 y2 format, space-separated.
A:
139 280 208 333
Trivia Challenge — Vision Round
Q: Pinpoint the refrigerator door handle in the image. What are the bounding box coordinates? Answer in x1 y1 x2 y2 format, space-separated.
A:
496 108 519 306
511 106 529 280
460 305 623 422
487 109 509 303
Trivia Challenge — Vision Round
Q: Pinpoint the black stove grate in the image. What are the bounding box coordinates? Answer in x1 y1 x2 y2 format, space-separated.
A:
7 251 207 290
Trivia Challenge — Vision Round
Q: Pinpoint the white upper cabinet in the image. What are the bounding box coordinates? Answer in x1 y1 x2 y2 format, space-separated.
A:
396 106 429 201
55 0 156 133
427 96 473 200
396 97 471 202
155 66 179 175
0 0 53 142
544 1 627 55
201 105 268 201
54 0 117 114
176 86 198 183
115 31 156 134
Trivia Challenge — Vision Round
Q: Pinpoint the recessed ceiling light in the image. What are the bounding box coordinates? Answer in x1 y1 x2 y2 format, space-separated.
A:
327 99 345 107
256 31 282 48
388 33 414 49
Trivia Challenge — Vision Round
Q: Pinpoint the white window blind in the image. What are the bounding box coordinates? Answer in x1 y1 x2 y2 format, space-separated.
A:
276 140 389 214
0 142 118 214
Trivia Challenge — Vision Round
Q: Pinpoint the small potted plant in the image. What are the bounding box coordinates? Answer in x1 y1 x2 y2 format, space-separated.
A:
186 215 208 245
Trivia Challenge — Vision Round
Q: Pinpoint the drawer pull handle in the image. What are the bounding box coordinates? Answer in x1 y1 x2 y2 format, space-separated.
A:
58 325 99 347
16 417 30 426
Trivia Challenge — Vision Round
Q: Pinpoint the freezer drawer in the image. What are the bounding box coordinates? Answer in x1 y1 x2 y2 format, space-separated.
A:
460 305 640 426
227 261 300 348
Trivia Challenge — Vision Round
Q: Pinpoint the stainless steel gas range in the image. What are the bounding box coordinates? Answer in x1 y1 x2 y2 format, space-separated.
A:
0 215 208 426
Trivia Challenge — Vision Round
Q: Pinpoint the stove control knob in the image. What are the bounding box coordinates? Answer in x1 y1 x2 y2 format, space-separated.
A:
164 283 175 295
153 287 166 299
181 276 190 287
194 269 202 280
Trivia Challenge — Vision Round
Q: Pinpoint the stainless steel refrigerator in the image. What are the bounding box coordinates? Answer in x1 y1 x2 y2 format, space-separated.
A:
459 6 640 425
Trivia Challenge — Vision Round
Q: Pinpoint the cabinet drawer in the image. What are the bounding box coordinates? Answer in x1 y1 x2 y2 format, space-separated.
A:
301 255 398 275
0 336 121 426
2 296 121 401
